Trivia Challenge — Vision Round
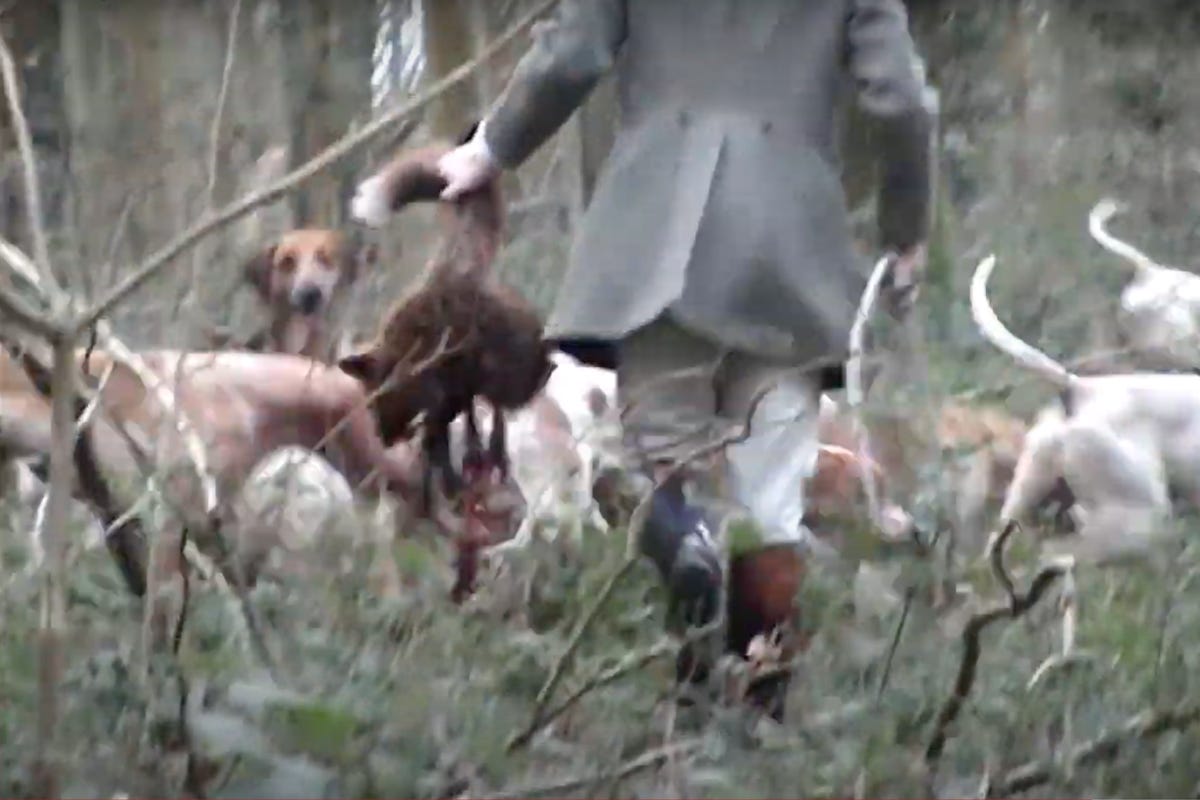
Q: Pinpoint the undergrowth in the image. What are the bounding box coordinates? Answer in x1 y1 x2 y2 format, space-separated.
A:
2 491 1200 798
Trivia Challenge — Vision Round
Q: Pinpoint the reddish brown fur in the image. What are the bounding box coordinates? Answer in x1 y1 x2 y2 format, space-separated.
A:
0 347 427 517
804 444 888 537
339 137 554 512
727 545 807 721
0 345 469 649
820 399 1028 519
340 134 553 601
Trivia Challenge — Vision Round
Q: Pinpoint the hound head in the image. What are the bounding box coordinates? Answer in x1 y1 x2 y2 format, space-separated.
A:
241 228 377 319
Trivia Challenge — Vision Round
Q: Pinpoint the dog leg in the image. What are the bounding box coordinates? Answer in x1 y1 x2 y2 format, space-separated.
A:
457 405 487 493
141 521 187 663
953 451 995 561
487 403 508 480
998 417 1066 527
1044 501 1172 565
1053 424 1170 562
420 417 459 515
432 422 461 501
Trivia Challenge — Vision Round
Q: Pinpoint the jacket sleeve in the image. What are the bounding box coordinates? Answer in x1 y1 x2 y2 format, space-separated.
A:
844 0 933 253
482 0 627 169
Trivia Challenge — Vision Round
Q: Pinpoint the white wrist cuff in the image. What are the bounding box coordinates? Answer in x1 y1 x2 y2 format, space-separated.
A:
467 119 500 170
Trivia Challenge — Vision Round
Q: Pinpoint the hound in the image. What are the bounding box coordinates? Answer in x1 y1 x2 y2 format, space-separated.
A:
0 346 514 647
1088 197 1200 371
233 228 374 362
972 252 1200 562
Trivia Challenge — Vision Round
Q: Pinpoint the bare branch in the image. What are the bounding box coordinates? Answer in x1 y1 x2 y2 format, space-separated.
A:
205 0 242 210
0 285 56 338
511 619 728 753
491 740 703 799
990 704 1200 797
0 239 220 516
505 556 643 751
925 529 1069 772
986 519 1020 608
0 29 77 797
509 375 781 753
78 0 560 332
1026 554 1087 691
0 31 57 298
874 587 914 702
2 331 150 597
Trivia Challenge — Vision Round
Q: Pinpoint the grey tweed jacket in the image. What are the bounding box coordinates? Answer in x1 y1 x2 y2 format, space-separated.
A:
483 0 933 373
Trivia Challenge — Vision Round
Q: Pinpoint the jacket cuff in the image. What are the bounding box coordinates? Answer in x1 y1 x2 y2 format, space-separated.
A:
472 118 505 171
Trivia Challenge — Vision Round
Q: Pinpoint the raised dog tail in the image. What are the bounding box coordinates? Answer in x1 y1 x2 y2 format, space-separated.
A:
970 254 1075 392
845 254 895 535
1088 197 1156 276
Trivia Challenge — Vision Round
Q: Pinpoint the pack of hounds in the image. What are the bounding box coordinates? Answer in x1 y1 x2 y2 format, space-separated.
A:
0 124 1195 648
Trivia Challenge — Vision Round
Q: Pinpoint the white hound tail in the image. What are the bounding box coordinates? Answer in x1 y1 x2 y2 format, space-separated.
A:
845 254 896 534
970 254 1074 391
1088 197 1157 276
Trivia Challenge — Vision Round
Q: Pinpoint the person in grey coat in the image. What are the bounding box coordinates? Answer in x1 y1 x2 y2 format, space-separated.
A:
414 0 932 718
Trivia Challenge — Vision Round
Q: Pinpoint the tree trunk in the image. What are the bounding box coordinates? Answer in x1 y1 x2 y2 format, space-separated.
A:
278 0 375 228
59 0 296 343
422 0 477 140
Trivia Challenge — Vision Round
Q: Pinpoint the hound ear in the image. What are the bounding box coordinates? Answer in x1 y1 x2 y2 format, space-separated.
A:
338 348 382 384
241 244 276 300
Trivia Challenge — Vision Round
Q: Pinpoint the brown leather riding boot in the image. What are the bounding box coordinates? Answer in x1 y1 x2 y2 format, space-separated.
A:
725 543 807 722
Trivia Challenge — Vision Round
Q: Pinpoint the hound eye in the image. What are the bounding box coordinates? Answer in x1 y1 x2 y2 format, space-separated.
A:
277 255 296 273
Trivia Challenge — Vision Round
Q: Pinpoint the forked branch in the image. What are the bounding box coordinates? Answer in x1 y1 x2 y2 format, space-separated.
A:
925 523 1068 771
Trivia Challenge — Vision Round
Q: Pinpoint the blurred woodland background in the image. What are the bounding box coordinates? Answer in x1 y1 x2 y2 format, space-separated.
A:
4 0 1200 797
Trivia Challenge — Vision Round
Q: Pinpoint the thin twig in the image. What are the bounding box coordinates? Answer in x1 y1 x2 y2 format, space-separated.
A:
0 40 58 339
2 331 150 597
989 704 1200 797
78 0 559 333
0 30 75 797
507 627 712 753
490 740 703 799
987 519 1020 608
1150 540 1188 702
0 24 258 684
0 239 220 517
549 618 726 730
508 554 641 752
875 587 914 702
0 32 57 299
925 528 1069 770
205 0 242 210
94 192 138 301
1026 554 1084 692
0 284 56 338
509 381 778 753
